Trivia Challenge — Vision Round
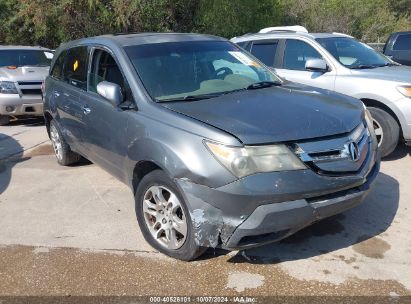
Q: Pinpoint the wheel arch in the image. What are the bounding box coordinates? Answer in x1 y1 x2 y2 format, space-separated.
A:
44 111 53 137
131 160 163 194
361 98 403 139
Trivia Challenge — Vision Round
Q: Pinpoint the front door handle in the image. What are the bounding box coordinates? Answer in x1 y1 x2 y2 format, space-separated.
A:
83 105 91 115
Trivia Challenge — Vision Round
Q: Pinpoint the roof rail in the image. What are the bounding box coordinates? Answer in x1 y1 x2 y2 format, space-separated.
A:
332 32 353 38
259 25 308 34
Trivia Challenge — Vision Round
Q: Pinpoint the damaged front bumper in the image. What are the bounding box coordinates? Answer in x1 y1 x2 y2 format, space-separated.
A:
176 152 380 250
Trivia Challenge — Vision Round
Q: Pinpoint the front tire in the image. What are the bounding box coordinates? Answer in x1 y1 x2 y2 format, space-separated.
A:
135 170 206 261
0 115 10 126
49 120 81 166
368 107 400 158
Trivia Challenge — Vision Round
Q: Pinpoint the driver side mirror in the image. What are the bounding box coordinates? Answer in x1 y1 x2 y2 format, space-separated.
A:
305 59 328 73
97 81 124 107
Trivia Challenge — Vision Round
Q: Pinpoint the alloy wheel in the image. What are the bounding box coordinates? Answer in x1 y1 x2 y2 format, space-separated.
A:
142 185 188 250
372 118 383 147
50 124 63 161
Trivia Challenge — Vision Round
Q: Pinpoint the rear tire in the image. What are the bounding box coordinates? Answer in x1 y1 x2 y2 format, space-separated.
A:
135 170 206 261
49 120 81 166
368 107 400 158
0 115 10 126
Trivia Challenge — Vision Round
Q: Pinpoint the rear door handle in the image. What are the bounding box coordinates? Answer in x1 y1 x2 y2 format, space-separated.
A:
83 105 91 115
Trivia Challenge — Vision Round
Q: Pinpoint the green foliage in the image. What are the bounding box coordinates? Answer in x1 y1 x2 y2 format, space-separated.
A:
0 0 409 48
280 0 411 42
194 0 281 38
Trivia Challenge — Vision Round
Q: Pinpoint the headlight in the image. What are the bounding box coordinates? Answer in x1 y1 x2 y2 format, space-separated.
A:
205 141 306 178
0 81 18 94
397 86 411 98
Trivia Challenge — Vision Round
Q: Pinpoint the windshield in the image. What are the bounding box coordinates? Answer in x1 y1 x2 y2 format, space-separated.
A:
125 41 281 101
316 37 392 69
0 50 53 68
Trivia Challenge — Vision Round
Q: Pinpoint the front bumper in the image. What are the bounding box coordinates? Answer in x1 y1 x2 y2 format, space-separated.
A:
0 94 43 116
177 147 380 250
225 160 379 249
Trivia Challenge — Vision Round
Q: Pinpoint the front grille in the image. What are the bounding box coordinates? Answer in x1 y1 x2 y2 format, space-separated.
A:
293 122 371 175
18 81 42 86
20 89 42 95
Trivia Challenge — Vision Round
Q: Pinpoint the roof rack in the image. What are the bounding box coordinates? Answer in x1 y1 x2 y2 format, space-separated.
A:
112 32 142 36
259 25 309 34
332 32 353 38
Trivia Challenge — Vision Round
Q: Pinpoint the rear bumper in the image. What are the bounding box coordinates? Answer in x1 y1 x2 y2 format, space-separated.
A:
0 94 43 116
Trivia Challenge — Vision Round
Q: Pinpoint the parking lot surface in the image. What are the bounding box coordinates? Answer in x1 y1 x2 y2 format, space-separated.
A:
1 118 411 297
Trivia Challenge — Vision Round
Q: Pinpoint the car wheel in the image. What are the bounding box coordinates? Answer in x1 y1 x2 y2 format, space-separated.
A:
0 115 10 126
135 170 206 261
49 120 81 166
368 107 400 158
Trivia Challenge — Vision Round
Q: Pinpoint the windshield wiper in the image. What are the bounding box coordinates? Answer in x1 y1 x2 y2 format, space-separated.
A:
156 93 221 103
156 81 282 102
350 64 379 69
245 81 282 90
375 62 399 67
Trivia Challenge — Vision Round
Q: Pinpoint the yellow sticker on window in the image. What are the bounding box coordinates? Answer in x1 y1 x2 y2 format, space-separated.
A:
73 60 79 71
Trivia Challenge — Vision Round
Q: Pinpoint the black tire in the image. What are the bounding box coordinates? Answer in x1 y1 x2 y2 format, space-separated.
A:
49 120 81 166
368 107 400 158
0 115 10 126
135 170 206 261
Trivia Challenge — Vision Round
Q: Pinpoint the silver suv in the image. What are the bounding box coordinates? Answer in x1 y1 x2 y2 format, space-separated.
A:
232 26 411 157
0 46 53 125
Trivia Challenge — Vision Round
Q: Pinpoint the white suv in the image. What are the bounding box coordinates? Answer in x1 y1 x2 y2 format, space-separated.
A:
232 26 411 157
0 46 53 125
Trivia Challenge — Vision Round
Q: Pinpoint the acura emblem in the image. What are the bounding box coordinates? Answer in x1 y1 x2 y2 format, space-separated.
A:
348 141 360 161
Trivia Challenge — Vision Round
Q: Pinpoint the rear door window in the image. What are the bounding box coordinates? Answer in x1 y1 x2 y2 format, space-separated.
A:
250 41 278 66
283 39 323 70
393 34 411 51
63 46 89 90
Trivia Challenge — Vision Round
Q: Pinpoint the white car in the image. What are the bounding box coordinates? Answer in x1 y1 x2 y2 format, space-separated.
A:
0 46 53 125
232 26 411 157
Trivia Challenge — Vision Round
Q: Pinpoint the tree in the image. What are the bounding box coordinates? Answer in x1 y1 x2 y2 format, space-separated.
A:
0 0 410 48
280 0 411 42
194 0 282 38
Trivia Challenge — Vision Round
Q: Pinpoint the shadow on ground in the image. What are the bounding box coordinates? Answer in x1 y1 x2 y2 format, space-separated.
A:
383 144 411 161
201 172 399 264
7 116 45 127
0 135 26 195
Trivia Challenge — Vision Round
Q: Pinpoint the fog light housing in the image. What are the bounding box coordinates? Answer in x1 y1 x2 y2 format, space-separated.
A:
5 106 15 112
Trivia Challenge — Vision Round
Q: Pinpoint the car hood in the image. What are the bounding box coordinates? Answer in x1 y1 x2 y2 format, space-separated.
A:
162 83 364 144
0 66 49 82
350 65 411 83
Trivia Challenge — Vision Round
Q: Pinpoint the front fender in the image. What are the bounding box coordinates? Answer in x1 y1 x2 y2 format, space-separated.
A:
124 125 237 189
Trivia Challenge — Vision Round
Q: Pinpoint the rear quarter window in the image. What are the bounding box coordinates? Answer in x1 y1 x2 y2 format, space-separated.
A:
50 51 66 80
393 34 411 51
